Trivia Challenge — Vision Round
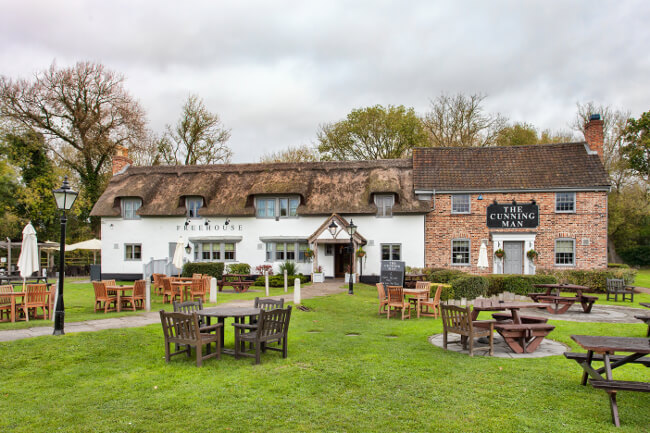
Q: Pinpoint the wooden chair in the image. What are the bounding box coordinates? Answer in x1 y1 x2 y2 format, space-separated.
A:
93 281 117 313
159 310 222 367
0 284 13 321
189 277 207 302
162 277 181 304
440 304 494 357
192 273 203 279
254 297 284 311
152 273 164 295
22 284 50 320
121 280 146 311
419 283 443 318
102 279 117 296
386 286 410 320
606 278 634 302
233 306 292 365
375 283 389 315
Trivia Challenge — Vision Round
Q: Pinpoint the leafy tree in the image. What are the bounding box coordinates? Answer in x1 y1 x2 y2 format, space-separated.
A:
259 145 320 163
158 94 232 165
317 105 427 160
0 61 147 233
0 155 21 239
496 122 575 147
422 93 507 147
621 111 650 180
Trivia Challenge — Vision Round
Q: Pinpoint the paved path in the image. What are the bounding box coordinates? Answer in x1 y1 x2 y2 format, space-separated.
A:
0 281 347 342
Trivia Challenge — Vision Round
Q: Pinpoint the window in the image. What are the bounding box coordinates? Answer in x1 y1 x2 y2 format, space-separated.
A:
381 244 401 261
224 243 235 261
451 239 470 265
125 244 141 261
186 197 203 218
255 196 300 218
375 194 395 217
555 239 575 265
266 242 309 262
451 194 470 214
325 244 333 256
121 198 141 219
555 192 576 213
195 242 236 262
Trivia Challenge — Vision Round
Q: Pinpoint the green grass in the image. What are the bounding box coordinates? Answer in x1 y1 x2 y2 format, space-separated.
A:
1 284 649 432
634 268 650 289
0 278 298 330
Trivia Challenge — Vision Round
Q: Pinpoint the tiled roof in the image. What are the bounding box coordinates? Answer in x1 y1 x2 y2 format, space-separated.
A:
412 142 610 192
90 159 429 217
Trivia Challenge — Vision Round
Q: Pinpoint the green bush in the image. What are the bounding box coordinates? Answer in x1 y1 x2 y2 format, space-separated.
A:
608 263 630 269
450 276 489 300
254 274 309 287
536 268 637 293
428 269 469 284
485 274 557 296
619 246 650 267
181 262 224 279
278 261 298 275
439 285 455 302
226 263 251 274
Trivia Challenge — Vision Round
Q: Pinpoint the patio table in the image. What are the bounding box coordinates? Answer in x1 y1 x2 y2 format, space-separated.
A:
104 285 134 312
531 283 596 314
171 279 195 302
198 306 261 355
1 284 54 322
402 287 429 318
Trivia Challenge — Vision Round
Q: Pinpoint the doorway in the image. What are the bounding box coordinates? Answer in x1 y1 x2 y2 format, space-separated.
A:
503 241 524 274
334 244 352 277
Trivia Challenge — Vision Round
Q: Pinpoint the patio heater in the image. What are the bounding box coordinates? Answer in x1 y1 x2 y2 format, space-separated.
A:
347 220 357 295
52 176 78 336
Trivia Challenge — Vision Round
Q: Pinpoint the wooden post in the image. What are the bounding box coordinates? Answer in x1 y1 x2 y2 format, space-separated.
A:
294 278 301 305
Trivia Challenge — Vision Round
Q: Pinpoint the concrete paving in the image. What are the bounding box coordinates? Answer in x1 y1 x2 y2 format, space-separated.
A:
428 333 569 358
0 280 347 342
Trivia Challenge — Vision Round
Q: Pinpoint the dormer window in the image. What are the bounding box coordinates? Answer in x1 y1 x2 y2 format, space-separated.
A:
186 197 203 218
374 194 395 218
256 196 299 218
121 198 142 219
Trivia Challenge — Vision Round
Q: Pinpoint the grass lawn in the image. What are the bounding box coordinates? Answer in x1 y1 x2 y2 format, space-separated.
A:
634 268 650 289
1 284 648 432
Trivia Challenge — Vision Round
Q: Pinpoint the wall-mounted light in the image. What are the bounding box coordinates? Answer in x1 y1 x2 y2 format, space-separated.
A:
477 194 483 200
224 217 231 226
184 218 191 228
328 221 338 237
530 199 536 205
493 199 498 205
185 243 191 254
512 199 517 205
204 219 211 227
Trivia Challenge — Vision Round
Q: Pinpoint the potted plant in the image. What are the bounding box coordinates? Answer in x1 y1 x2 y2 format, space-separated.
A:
312 265 324 283
494 249 505 259
355 247 366 258
344 265 356 284
526 249 538 261
304 248 314 260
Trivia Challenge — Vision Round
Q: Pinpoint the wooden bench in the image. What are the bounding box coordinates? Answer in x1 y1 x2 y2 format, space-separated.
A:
534 295 579 314
606 278 634 302
564 352 650 368
491 312 548 324
493 323 555 353
217 274 254 293
634 314 650 337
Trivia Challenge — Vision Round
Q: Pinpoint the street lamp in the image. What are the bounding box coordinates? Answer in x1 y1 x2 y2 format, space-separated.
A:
348 219 357 295
52 176 78 336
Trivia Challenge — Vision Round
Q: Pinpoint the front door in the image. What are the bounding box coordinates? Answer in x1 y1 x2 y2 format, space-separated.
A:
503 241 523 274
334 244 352 278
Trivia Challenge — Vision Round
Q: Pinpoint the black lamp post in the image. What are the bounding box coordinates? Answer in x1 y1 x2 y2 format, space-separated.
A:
52 176 78 336
347 219 357 295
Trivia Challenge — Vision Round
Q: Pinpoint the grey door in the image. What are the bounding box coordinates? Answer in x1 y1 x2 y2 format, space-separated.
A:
503 241 523 274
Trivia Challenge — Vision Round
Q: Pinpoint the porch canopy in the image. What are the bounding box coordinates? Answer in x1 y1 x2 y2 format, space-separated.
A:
307 214 366 274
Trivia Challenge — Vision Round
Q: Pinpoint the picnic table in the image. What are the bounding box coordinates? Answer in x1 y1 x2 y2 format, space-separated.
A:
218 274 254 293
565 335 650 427
471 299 554 353
531 283 597 314
637 303 650 337
198 306 261 355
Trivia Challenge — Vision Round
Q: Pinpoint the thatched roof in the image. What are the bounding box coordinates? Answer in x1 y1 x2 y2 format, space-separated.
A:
90 159 429 217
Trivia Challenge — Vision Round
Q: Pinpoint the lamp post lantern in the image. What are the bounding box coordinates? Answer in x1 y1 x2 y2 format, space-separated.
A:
347 219 357 295
52 176 78 336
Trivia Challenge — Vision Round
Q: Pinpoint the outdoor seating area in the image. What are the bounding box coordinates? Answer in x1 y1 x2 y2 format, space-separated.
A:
377 282 442 320
529 283 598 314
0 282 54 323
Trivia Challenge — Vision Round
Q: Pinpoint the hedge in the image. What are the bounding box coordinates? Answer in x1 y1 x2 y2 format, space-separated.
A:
485 274 557 296
450 276 489 300
181 262 225 279
226 263 251 274
427 269 469 284
536 268 637 293
254 274 309 287
618 246 650 267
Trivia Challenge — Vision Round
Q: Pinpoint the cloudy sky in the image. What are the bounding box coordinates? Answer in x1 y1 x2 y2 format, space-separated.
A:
1 1 648 162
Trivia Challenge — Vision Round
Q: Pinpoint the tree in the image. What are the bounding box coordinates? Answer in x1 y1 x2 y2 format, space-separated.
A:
621 111 650 180
317 105 428 160
496 122 575 146
259 144 320 163
422 93 507 147
158 94 232 165
0 61 147 232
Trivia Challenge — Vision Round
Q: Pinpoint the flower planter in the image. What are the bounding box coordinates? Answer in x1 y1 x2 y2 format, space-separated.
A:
312 272 324 283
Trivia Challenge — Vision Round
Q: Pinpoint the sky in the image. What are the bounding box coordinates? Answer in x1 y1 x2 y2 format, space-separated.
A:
1 0 649 163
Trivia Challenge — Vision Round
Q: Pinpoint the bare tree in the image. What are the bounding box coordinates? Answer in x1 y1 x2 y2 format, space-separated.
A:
159 94 232 165
422 93 508 147
0 61 146 231
259 144 320 163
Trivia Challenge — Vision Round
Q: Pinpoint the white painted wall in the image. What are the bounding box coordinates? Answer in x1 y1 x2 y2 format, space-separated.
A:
100 214 425 277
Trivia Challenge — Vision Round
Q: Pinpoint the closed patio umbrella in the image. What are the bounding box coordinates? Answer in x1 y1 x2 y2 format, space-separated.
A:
172 236 185 277
477 241 489 269
17 222 39 289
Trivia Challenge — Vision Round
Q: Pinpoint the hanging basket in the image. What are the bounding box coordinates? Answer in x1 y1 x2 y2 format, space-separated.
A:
355 248 366 258
494 249 505 259
526 249 538 260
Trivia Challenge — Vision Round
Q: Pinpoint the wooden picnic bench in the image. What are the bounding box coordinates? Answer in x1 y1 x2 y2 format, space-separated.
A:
218 274 254 293
491 312 548 324
531 284 597 314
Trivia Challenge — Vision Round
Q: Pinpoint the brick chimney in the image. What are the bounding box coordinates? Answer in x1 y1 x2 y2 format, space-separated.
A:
112 145 132 175
584 114 604 162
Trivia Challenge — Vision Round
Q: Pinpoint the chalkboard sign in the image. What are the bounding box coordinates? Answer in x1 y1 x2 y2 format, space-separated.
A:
380 260 405 288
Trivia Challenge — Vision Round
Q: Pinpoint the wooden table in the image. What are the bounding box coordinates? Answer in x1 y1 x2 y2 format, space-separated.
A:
531 283 596 314
472 299 554 353
402 287 429 318
567 335 650 427
218 274 254 293
199 307 261 355
1 285 54 322
105 285 134 312
171 279 195 302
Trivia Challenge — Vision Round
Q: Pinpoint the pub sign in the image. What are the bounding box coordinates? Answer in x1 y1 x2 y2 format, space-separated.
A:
487 203 539 228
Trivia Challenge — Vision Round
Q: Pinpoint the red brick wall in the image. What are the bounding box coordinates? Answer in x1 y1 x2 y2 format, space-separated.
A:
424 191 608 273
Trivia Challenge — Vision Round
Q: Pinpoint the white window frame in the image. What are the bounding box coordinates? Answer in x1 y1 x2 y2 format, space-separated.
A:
255 196 300 219
374 194 395 218
124 243 142 261
186 197 203 218
121 198 142 220
380 244 401 261
451 194 471 214
265 242 309 263
451 239 470 266
555 238 575 266
194 242 236 262
555 192 576 213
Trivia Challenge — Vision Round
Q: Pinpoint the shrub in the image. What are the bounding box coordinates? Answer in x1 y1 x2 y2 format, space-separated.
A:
536 268 637 293
226 263 251 274
181 262 224 279
618 246 650 267
428 269 469 284
607 263 630 269
485 274 557 296
253 274 309 287
254 264 273 275
450 276 489 300
278 261 298 275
